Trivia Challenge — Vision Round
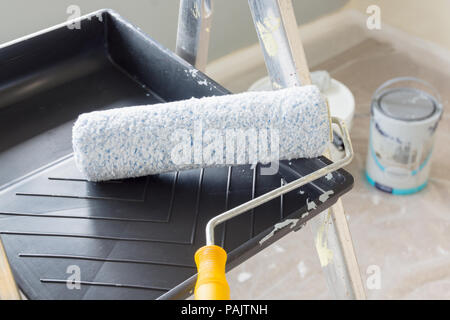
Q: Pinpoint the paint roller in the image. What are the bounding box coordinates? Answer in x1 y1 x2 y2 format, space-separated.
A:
72 85 331 182
72 85 334 300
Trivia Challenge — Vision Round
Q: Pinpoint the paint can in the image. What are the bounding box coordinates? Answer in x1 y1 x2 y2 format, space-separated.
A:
365 77 443 195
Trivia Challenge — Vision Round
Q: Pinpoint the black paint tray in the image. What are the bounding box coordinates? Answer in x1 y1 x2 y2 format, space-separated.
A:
0 10 354 299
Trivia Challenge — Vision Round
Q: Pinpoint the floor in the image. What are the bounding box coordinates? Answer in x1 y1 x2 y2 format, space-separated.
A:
220 14 450 300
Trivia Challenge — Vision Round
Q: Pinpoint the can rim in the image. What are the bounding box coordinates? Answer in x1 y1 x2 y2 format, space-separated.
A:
371 77 443 123
375 87 438 122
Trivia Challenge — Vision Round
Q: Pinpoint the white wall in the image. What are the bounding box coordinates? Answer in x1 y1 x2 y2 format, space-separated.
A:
345 0 450 51
0 0 348 61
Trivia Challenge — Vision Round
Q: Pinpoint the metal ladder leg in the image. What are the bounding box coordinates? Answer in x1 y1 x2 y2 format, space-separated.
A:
176 0 212 71
248 0 366 299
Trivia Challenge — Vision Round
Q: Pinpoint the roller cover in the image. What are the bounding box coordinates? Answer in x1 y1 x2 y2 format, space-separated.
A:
72 85 330 181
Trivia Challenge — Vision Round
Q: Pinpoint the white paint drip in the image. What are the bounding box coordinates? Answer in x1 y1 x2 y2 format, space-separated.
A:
237 272 253 283
306 198 317 211
197 79 208 86
319 190 334 203
259 219 299 245
325 172 333 181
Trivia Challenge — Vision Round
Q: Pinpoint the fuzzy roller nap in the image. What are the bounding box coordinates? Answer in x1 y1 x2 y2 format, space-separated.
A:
72 85 330 181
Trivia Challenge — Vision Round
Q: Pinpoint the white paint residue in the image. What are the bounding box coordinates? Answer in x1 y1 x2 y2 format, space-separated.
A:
186 69 199 78
319 190 334 203
298 189 305 195
237 272 253 283
273 81 282 89
255 14 281 57
315 212 333 267
190 70 199 78
297 261 309 279
259 219 299 245
325 173 333 181
306 198 317 210
197 79 208 86
273 244 285 253
191 2 200 19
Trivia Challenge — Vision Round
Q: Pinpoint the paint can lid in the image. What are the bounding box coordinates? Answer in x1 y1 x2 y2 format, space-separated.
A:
378 88 437 121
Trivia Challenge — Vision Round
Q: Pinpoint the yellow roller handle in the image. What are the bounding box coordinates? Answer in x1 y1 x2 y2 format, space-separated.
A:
194 245 230 300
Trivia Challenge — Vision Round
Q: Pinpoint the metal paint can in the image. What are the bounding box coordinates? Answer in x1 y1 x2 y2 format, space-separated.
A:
366 77 443 195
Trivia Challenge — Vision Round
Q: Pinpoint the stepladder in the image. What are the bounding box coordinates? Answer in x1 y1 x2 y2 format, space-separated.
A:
176 0 366 300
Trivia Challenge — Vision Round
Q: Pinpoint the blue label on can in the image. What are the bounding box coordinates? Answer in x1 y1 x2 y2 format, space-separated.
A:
365 171 428 195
